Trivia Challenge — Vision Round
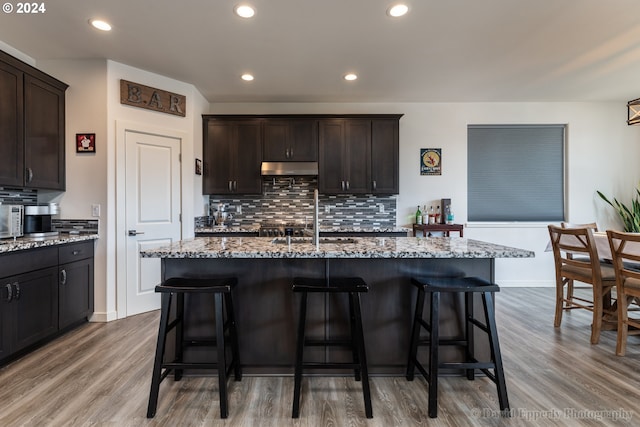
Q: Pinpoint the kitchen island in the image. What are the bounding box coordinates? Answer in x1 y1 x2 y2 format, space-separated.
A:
141 236 533 375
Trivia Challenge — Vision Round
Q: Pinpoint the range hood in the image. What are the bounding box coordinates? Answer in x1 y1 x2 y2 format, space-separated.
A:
261 161 318 176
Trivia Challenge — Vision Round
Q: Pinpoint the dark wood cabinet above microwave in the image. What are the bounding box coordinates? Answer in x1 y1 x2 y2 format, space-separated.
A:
0 50 68 191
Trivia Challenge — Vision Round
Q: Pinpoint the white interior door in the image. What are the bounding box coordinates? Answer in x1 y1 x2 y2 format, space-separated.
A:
125 130 181 316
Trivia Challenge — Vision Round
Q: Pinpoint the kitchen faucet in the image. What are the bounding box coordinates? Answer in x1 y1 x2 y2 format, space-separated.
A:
303 189 320 248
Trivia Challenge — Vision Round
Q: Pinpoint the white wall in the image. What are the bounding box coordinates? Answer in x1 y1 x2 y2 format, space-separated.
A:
208 102 640 286
36 58 110 319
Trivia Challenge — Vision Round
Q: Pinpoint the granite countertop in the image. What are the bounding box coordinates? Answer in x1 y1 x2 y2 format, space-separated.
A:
195 225 260 234
0 233 98 254
141 236 534 259
194 226 410 234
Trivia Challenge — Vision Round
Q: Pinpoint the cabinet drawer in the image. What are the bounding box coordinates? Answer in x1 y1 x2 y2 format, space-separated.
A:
0 246 58 278
59 241 94 264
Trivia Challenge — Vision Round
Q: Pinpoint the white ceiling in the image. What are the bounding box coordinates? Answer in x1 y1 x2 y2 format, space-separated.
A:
2 0 640 103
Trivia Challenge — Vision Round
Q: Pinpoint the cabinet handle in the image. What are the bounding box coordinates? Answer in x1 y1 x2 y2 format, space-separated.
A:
346 181 350 191
372 180 377 191
289 147 293 159
4 283 12 302
13 282 20 301
228 181 233 192
72 250 81 255
60 269 67 285
26 168 33 183
285 148 290 159
234 181 238 192
341 181 345 191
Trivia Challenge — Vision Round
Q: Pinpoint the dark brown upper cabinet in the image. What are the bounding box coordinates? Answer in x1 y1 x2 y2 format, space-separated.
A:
0 50 67 191
319 115 401 195
371 118 399 194
263 119 318 162
319 119 371 194
202 117 262 195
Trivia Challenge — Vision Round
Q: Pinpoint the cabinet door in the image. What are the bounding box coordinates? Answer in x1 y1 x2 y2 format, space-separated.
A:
59 258 94 330
0 283 13 360
289 119 318 161
263 120 289 161
0 60 24 187
12 267 59 352
263 119 318 162
234 120 262 194
371 119 399 194
203 120 234 194
318 120 346 193
343 119 371 194
24 75 66 190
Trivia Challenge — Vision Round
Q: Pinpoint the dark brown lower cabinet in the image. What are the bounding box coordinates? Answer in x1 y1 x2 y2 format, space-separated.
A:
0 240 94 366
59 258 94 330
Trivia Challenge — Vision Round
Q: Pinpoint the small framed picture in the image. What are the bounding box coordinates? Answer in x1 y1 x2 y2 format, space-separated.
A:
195 158 202 175
420 148 442 175
76 133 96 153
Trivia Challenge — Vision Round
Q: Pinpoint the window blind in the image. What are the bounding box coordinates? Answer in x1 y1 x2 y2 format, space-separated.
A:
467 124 565 222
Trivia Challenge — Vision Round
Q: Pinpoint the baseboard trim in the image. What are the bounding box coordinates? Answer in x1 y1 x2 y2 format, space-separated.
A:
495 280 554 288
89 311 118 323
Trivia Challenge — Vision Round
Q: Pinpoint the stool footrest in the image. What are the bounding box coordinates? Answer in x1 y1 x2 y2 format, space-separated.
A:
302 362 363 370
305 338 355 347
162 362 222 370
418 338 469 347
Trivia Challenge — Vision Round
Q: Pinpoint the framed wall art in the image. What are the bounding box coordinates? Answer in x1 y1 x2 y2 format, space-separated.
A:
420 148 441 175
76 133 96 153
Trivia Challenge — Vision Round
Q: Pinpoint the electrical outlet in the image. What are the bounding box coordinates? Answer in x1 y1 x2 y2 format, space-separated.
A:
236 205 242 214
91 204 100 217
379 204 384 213
325 205 330 213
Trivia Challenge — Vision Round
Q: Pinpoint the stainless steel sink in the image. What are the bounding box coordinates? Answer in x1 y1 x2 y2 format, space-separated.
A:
271 237 356 245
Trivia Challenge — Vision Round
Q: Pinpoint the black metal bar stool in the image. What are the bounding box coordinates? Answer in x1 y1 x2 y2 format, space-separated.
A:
292 277 373 419
147 277 241 419
406 276 509 418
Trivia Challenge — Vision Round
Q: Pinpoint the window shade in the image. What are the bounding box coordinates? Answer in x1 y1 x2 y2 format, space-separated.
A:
467 125 565 222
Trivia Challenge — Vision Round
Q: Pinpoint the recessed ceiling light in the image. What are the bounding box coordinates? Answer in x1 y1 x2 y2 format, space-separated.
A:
387 4 409 17
344 73 358 81
89 19 112 31
241 73 254 81
234 4 255 18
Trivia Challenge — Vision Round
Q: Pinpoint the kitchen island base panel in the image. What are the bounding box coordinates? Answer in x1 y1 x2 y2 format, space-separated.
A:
162 257 494 375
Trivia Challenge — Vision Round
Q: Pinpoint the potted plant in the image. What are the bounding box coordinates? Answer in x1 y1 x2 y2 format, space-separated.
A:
597 188 640 232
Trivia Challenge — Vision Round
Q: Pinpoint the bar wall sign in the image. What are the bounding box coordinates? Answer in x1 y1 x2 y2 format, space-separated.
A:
120 79 186 117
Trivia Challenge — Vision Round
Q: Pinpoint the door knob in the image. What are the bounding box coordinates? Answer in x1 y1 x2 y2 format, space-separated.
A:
128 230 145 236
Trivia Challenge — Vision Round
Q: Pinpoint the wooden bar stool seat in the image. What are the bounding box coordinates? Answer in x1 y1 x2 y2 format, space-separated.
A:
406 276 509 418
147 277 241 419
291 277 373 419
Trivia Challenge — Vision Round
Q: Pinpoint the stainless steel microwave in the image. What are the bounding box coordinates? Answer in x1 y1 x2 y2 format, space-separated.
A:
0 204 24 238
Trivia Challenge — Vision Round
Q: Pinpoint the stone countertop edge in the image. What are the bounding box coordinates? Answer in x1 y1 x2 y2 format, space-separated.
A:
194 226 411 233
0 234 98 254
141 236 534 259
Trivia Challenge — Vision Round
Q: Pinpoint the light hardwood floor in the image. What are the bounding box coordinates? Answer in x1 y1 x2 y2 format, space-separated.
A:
1 288 638 426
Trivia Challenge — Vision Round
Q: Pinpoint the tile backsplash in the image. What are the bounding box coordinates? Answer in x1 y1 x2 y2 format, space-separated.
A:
0 187 37 205
205 177 396 227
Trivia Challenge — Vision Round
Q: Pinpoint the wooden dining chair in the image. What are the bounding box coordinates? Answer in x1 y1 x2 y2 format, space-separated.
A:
606 230 640 356
560 222 599 308
548 225 616 344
